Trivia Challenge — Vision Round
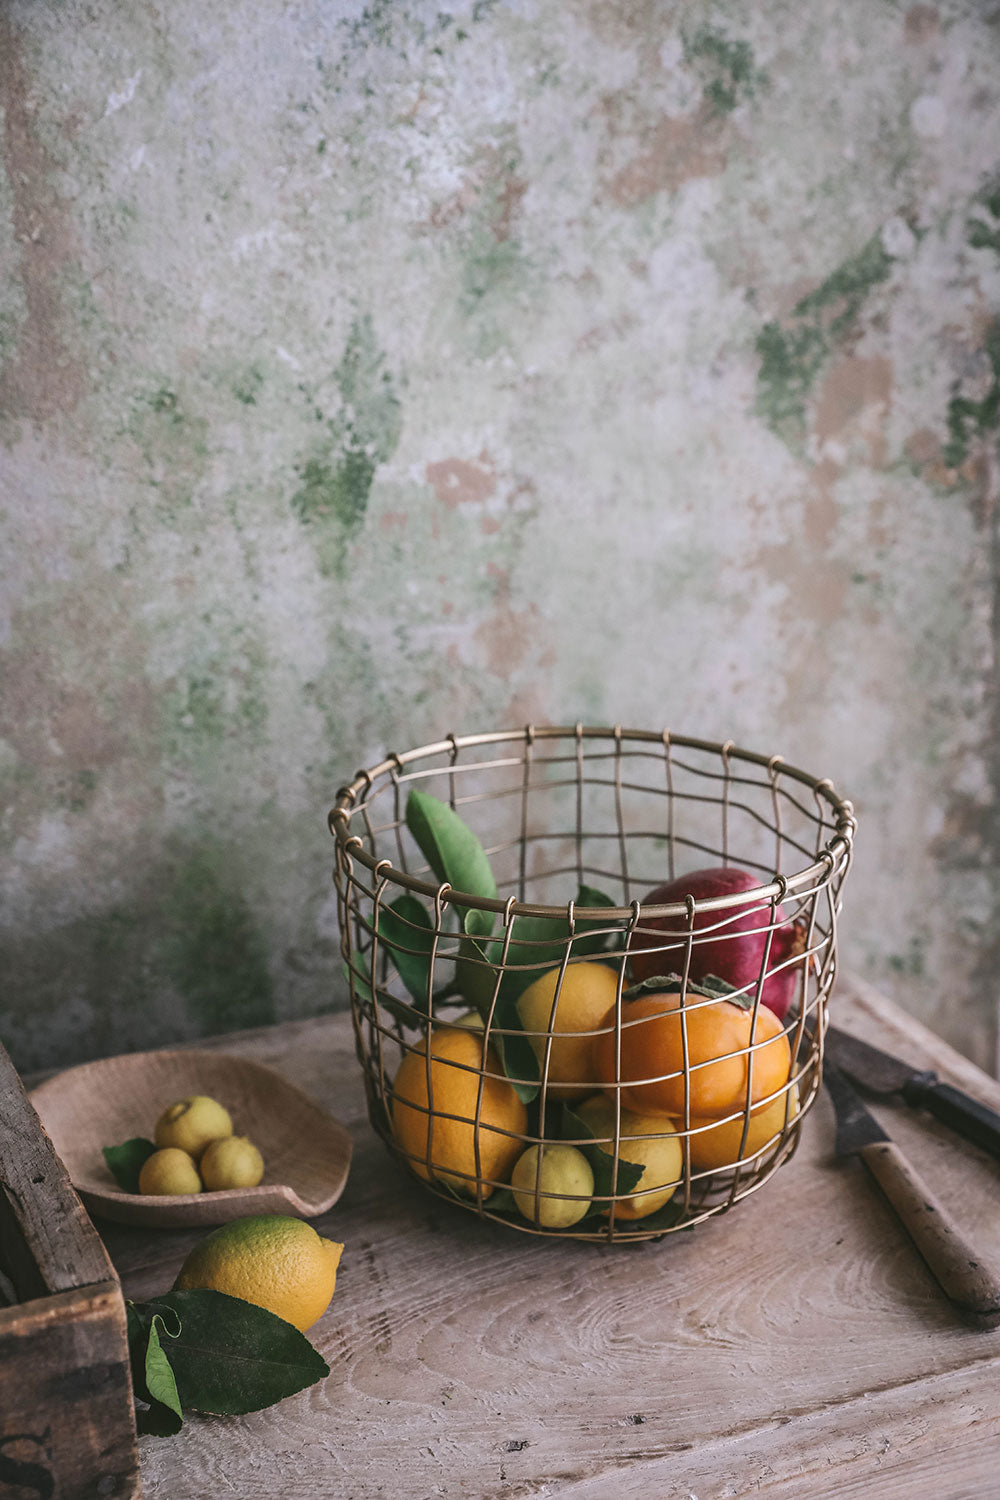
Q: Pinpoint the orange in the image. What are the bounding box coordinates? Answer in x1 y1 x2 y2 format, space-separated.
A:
390 1026 528 1198
592 990 790 1117
687 1083 801 1171
516 962 620 1099
173 1214 343 1331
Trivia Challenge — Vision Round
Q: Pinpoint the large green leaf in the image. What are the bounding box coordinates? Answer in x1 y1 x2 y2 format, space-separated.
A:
378 893 436 1008
406 788 498 906
143 1290 329 1416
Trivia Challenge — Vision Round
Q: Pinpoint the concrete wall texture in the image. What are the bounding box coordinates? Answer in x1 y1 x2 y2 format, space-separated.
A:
2 1 999 1074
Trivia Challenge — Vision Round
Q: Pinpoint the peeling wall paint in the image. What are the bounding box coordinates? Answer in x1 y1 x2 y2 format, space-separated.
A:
1 0 999 1073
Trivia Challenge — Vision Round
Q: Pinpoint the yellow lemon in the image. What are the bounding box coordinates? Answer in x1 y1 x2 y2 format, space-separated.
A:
511 1143 594 1228
200 1134 265 1190
390 1026 528 1198
138 1147 202 1197
154 1095 233 1159
516 962 620 1100
575 1094 683 1219
173 1214 343 1332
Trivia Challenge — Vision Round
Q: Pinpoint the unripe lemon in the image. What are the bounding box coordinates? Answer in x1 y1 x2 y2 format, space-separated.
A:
174 1214 343 1331
138 1147 202 1197
511 1143 594 1228
516 962 620 1100
154 1095 233 1159
200 1134 265 1190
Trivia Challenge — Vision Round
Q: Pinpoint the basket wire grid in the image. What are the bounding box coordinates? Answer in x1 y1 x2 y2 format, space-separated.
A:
330 726 856 1244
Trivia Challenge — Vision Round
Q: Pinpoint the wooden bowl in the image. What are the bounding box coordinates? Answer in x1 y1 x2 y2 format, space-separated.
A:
29 1049 353 1228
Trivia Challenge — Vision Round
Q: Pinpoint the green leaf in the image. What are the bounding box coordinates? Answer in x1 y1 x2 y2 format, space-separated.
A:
486 985 541 1104
406 788 498 907
142 1289 330 1416
622 972 748 1007
561 1105 645 1219
145 1315 184 1429
103 1137 156 1193
378 894 435 1008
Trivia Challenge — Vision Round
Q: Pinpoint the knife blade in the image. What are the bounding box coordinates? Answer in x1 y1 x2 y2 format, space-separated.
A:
825 1023 1000 1162
824 1057 1000 1328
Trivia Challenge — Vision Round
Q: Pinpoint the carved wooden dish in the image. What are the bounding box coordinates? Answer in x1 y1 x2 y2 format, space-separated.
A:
29 1049 353 1228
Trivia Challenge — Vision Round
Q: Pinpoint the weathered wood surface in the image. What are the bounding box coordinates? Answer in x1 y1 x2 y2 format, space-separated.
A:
0 1039 140 1499
95 973 1000 1500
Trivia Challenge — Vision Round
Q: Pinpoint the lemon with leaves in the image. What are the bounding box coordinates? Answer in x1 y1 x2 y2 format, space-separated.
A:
174 1215 343 1332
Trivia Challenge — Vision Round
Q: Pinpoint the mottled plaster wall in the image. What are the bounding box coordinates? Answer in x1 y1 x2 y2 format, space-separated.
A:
1 0 999 1073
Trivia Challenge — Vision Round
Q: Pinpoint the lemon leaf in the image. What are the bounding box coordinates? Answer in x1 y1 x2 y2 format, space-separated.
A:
378 894 435 1009
140 1289 329 1416
405 788 498 908
103 1137 156 1193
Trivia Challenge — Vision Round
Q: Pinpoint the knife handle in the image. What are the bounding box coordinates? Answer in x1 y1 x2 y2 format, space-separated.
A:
902 1072 1000 1162
859 1140 1000 1329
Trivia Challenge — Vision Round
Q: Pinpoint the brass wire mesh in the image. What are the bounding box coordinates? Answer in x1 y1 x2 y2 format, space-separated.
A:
329 725 856 1244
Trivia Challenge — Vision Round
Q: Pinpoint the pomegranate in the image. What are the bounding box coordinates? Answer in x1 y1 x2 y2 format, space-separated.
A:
628 866 807 1020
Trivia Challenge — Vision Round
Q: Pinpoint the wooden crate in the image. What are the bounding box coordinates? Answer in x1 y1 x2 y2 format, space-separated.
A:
0 1039 140 1498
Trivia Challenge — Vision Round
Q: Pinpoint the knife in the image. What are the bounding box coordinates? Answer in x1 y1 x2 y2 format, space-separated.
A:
826 1023 1000 1162
825 1057 1000 1328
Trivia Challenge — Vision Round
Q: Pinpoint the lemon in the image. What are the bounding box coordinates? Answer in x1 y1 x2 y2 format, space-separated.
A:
390 1027 528 1198
516 962 620 1100
200 1135 265 1190
173 1214 343 1332
576 1094 683 1219
511 1143 594 1228
138 1147 202 1197
154 1095 233 1159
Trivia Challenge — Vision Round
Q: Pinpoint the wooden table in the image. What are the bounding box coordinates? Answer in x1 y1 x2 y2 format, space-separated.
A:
97 973 1000 1499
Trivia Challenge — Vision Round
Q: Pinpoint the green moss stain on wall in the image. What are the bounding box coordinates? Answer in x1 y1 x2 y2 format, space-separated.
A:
756 232 894 449
291 315 402 574
683 25 765 115
158 845 275 1034
944 183 1000 467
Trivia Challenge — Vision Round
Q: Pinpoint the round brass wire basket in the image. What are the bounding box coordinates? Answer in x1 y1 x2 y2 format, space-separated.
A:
329 726 856 1243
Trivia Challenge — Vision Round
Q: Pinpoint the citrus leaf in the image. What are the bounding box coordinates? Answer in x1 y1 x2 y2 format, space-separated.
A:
486 986 540 1104
406 788 498 907
378 894 435 1008
143 1289 329 1416
622 972 747 1006
103 1137 156 1193
145 1315 183 1427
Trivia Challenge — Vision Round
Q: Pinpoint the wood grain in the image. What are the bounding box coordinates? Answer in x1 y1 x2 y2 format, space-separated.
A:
0 1039 140 1500
29 1047 353 1228
83 974 1000 1500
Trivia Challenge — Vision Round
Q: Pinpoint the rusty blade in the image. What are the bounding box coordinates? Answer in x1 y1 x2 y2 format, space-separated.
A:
824 1024 915 1095
823 1057 891 1157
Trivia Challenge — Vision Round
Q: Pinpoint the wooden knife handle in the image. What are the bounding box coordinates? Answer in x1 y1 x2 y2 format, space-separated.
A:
859 1140 1000 1329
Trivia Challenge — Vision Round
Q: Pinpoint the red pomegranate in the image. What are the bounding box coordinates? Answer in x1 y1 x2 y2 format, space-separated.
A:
628 866 807 1020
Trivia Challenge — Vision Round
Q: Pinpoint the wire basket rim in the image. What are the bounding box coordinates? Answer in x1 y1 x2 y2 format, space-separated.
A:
328 723 856 921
